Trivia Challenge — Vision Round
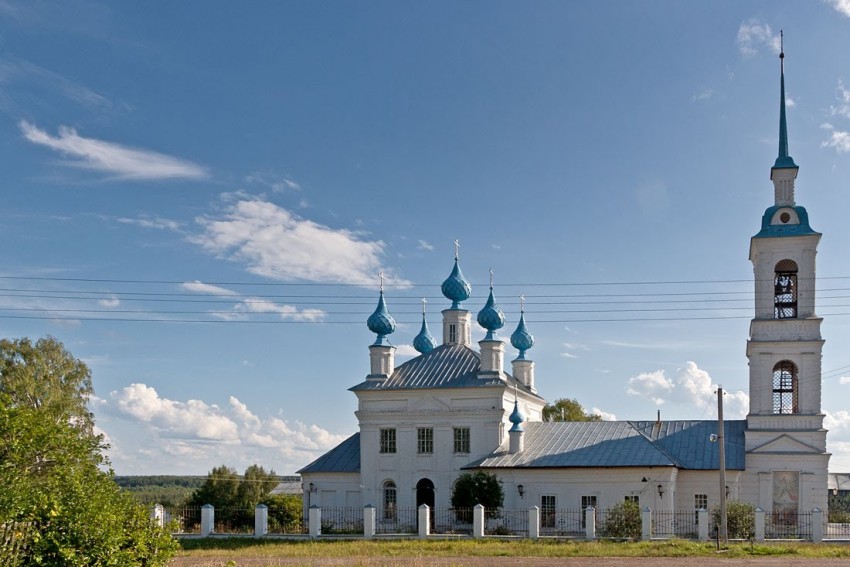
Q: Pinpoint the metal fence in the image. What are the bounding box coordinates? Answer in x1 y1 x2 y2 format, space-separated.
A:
653 510 698 539
765 510 811 540
320 507 364 534
825 522 850 539
166 506 202 534
540 508 584 537
267 505 306 534
486 508 528 536
375 506 417 534
0 521 32 567
432 508 473 535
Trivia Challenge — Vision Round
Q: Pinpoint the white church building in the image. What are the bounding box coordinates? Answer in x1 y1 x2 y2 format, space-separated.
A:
299 48 829 521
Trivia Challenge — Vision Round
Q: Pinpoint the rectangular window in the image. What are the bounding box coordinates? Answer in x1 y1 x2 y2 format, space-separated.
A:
379 428 396 454
581 495 597 529
453 427 470 453
695 493 708 521
624 495 639 504
449 324 457 343
541 495 556 528
417 427 433 454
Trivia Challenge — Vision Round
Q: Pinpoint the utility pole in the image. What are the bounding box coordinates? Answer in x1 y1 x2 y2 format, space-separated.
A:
718 386 728 545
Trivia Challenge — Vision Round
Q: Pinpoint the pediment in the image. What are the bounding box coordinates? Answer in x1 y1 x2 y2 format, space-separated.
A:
749 434 821 454
408 395 450 412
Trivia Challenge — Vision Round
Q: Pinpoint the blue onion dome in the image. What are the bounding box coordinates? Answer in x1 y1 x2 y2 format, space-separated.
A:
510 312 534 359
477 287 505 340
441 258 472 309
367 290 396 345
509 399 524 433
413 313 437 354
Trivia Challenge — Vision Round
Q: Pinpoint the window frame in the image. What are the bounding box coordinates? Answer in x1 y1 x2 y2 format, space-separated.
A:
417 427 434 454
453 427 471 454
379 428 397 454
541 494 556 528
382 480 397 521
772 360 799 414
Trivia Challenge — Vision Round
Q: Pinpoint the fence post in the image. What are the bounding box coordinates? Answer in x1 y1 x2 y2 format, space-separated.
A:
529 506 540 540
254 504 268 537
151 504 165 528
697 508 708 541
200 504 214 537
418 504 430 538
309 506 321 538
585 506 596 540
812 508 823 543
754 507 765 542
641 506 652 541
363 505 376 539
473 504 485 539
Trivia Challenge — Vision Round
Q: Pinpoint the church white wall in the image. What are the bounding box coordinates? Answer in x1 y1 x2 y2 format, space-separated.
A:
299 472 362 517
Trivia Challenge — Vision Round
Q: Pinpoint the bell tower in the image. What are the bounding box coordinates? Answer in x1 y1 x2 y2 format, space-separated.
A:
744 35 829 514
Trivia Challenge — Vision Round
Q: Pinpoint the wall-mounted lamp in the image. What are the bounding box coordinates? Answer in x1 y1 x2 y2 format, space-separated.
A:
308 482 317 493
517 484 525 499
725 485 730 498
657 484 664 498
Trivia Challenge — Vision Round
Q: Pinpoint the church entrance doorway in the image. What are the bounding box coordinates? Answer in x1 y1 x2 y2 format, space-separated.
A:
416 478 435 530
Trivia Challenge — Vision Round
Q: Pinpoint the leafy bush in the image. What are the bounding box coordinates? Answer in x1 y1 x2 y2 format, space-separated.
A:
600 500 641 538
451 472 504 519
711 500 755 540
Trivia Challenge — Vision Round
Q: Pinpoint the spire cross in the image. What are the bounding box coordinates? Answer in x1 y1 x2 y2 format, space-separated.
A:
453 239 460 260
780 29 784 71
379 272 385 292
519 294 525 312
489 268 494 289
420 297 427 315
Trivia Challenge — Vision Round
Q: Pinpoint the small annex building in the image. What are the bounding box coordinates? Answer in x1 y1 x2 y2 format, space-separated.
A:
298 48 829 522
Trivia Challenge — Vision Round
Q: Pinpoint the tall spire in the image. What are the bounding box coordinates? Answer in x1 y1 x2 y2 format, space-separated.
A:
774 30 797 170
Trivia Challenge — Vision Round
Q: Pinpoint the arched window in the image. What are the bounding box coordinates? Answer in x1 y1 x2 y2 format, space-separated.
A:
774 260 798 319
382 480 397 520
772 360 798 414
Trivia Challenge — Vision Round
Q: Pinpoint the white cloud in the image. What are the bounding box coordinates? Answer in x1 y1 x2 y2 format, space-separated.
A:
232 297 326 322
825 410 850 438
20 121 208 180
828 0 850 18
821 123 850 153
117 216 181 232
180 280 326 321
245 171 302 192
394 344 419 357
626 362 748 418
839 376 850 385
785 96 795 108
627 370 673 405
691 88 713 102
105 384 348 463
418 240 434 251
98 295 120 308
736 20 781 57
562 342 590 358
591 407 617 421
192 197 409 286
111 383 240 441
180 280 238 296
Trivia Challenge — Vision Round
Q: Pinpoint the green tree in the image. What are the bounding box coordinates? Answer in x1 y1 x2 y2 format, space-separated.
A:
237 464 279 510
186 464 281 532
451 471 504 520
0 336 177 566
0 336 94 431
542 398 602 422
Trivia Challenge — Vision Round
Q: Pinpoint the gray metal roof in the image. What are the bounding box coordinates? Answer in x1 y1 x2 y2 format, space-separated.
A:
349 343 540 398
297 433 360 474
465 420 747 471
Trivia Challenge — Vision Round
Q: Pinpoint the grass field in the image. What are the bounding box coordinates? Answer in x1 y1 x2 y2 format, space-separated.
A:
175 538 850 561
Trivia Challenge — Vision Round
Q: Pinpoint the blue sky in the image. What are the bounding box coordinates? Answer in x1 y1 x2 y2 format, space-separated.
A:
3 1 850 475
